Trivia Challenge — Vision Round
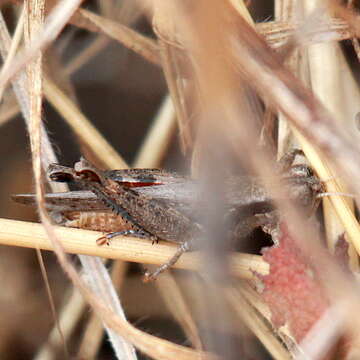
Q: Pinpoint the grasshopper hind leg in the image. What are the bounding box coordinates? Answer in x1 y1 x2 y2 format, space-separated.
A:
144 241 190 281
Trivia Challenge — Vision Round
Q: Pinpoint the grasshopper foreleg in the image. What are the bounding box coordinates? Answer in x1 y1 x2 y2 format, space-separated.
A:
96 229 158 246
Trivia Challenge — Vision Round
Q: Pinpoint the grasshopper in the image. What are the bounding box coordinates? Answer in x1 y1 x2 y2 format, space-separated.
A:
13 150 323 280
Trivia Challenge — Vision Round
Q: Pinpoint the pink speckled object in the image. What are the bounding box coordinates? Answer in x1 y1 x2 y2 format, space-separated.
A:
260 224 329 342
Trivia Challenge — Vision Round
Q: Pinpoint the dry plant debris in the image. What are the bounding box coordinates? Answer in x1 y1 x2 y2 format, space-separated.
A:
1 0 360 359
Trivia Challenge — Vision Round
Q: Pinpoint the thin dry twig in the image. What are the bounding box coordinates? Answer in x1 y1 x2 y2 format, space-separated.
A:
76 260 127 359
0 4 25 102
23 1 68 358
153 3 195 151
134 95 177 167
303 1 359 270
77 312 104 359
35 247 69 359
34 289 84 360
156 271 203 351
0 94 20 126
258 17 353 49
64 34 110 75
77 255 137 360
0 33 108 130
0 0 85 91
227 286 292 360
274 0 301 159
0 10 63 178
77 8 160 66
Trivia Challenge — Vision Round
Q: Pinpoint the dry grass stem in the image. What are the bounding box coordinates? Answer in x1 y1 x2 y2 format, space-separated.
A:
0 8 64 188
0 33 110 130
4 0 360 358
34 290 85 360
228 0 253 24
24 1 74 358
21 211 215 359
77 255 137 359
227 286 292 360
0 0 84 90
21 2 138 357
64 35 110 75
134 95 176 167
154 5 194 150
35 247 69 358
77 314 104 359
0 218 267 279
0 36 109 131
295 302 346 359
294 130 360 257
0 95 19 127
77 259 128 359
77 9 160 66
155 272 203 351
21 220 211 360
272 1 359 268
0 4 25 102
258 18 354 48
304 1 359 268
275 0 301 159
270 1 360 268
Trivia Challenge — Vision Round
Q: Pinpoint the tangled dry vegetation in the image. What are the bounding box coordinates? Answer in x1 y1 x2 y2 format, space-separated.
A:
1 0 360 359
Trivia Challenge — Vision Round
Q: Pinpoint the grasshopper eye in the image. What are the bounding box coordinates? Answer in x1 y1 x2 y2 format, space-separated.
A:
48 164 76 182
49 172 74 182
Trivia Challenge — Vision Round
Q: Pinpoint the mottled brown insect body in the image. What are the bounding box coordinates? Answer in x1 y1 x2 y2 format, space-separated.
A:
13 150 323 280
63 211 131 233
